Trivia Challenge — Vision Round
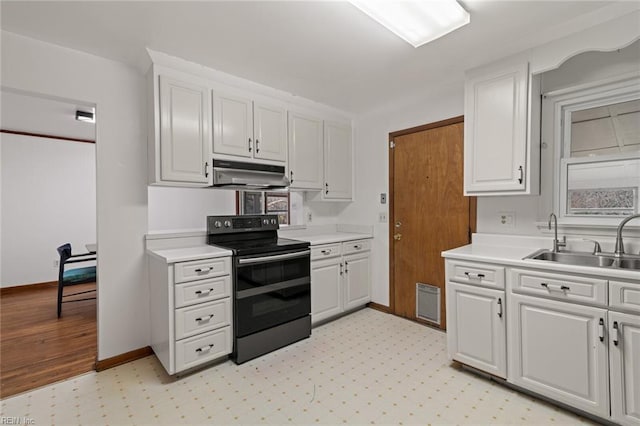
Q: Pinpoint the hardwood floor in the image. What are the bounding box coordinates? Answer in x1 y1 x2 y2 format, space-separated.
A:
0 282 97 398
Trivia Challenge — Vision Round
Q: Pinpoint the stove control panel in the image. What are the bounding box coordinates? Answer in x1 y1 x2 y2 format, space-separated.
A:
207 215 279 234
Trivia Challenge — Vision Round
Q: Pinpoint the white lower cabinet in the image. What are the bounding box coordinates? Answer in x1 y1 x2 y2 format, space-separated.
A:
310 239 371 325
508 293 609 418
149 254 233 374
609 311 640 426
447 282 506 378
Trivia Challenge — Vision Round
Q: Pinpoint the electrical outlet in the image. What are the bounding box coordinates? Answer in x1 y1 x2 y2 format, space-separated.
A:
379 212 388 223
499 212 515 227
53 260 59 268
306 211 312 222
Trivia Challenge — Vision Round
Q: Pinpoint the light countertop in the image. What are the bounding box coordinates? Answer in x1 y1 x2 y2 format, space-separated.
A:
290 232 372 245
443 243 640 282
147 245 232 264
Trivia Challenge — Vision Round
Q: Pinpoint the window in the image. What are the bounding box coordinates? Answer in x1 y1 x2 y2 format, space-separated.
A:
546 75 640 224
237 191 291 225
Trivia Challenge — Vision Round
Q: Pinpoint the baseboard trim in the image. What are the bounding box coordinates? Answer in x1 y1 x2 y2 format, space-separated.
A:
367 302 391 313
95 346 153 372
0 281 57 295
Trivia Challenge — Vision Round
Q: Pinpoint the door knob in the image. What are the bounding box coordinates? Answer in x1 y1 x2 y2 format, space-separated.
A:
393 233 402 241
395 221 402 228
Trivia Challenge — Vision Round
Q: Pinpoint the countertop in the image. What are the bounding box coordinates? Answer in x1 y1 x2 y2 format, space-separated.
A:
147 245 232 264
442 243 640 282
290 232 372 245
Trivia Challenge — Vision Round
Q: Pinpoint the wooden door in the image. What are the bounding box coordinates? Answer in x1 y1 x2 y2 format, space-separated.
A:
390 117 474 330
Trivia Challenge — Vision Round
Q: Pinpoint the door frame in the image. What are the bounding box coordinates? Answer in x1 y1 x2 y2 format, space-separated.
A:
388 115 477 317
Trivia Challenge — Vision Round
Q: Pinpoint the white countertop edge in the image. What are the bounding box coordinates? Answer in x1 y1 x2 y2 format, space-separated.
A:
146 229 207 240
147 245 232 264
442 245 640 281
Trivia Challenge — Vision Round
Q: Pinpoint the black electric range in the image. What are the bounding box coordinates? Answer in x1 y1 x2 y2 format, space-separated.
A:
206 215 311 364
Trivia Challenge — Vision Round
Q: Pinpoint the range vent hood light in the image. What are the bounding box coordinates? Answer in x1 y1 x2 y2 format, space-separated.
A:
349 0 470 48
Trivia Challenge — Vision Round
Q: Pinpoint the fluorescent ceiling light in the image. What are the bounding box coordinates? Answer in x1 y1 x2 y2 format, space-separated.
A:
350 0 470 48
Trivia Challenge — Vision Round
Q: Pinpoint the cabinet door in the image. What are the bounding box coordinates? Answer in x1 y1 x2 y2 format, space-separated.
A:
311 258 343 324
464 59 528 194
610 311 640 426
213 92 253 158
344 252 370 311
288 111 323 190
253 102 287 162
508 293 609 417
323 121 353 200
159 75 211 185
446 282 506 378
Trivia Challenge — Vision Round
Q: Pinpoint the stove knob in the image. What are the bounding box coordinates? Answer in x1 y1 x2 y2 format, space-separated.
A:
270 218 277 225
224 220 231 228
263 219 269 225
214 221 222 228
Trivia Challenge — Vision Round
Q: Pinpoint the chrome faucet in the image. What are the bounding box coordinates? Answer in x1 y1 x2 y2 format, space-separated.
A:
548 213 566 253
614 213 640 257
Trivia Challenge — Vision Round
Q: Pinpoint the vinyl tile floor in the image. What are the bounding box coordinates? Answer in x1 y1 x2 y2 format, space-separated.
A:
1 308 596 425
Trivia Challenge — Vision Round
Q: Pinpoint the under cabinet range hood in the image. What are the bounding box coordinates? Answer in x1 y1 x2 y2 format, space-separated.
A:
211 159 290 190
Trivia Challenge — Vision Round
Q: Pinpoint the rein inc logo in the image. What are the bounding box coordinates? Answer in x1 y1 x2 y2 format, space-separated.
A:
0 417 35 425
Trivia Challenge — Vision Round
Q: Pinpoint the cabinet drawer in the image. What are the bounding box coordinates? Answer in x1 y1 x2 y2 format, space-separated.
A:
175 299 231 340
447 260 505 289
174 257 231 283
311 243 342 260
511 269 607 306
174 276 231 308
610 280 640 313
342 239 371 255
175 326 232 373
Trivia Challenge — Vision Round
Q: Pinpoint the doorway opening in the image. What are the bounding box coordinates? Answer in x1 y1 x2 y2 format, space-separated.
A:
388 116 476 330
0 89 97 397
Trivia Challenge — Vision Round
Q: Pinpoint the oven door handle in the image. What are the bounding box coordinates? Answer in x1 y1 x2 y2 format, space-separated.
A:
236 277 310 299
237 250 310 265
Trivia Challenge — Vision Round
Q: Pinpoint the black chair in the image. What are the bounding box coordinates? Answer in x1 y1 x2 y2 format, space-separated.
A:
56 243 97 318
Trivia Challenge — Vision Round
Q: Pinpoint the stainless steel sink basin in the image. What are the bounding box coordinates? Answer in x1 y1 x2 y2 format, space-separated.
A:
525 249 640 271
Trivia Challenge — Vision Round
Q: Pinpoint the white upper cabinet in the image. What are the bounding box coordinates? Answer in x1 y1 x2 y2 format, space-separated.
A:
323 121 353 200
150 74 212 186
213 92 253 158
213 92 287 163
253 101 287 162
464 55 540 195
288 111 324 190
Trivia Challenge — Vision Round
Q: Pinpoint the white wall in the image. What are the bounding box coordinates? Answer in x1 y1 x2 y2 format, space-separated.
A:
343 83 464 306
1 31 148 360
1 134 96 287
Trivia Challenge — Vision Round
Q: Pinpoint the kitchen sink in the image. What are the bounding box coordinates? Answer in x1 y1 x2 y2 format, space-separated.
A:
525 249 640 271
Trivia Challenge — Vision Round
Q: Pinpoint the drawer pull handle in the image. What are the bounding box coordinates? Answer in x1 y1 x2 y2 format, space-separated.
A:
497 298 503 318
195 289 213 296
464 272 485 280
194 267 213 273
541 283 571 292
353 244 362 249
195 344 214 353
321 250 331 255
612 321 619 346
195 314 215 322
598 318 605 342
340 262 344 275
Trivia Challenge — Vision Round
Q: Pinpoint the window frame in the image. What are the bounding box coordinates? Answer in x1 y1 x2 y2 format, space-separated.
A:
547 74 640 227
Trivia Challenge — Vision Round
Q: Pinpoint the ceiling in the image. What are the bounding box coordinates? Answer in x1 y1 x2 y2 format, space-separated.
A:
1 1 637 114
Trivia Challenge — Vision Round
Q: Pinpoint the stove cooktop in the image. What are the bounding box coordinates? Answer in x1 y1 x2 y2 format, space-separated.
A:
207 235 309 256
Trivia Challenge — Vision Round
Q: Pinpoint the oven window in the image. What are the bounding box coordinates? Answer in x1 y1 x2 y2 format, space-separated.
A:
235 254 310 337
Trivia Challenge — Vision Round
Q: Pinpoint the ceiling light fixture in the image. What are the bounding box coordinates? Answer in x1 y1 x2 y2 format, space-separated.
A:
75 110 95 123
349 0 470 48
